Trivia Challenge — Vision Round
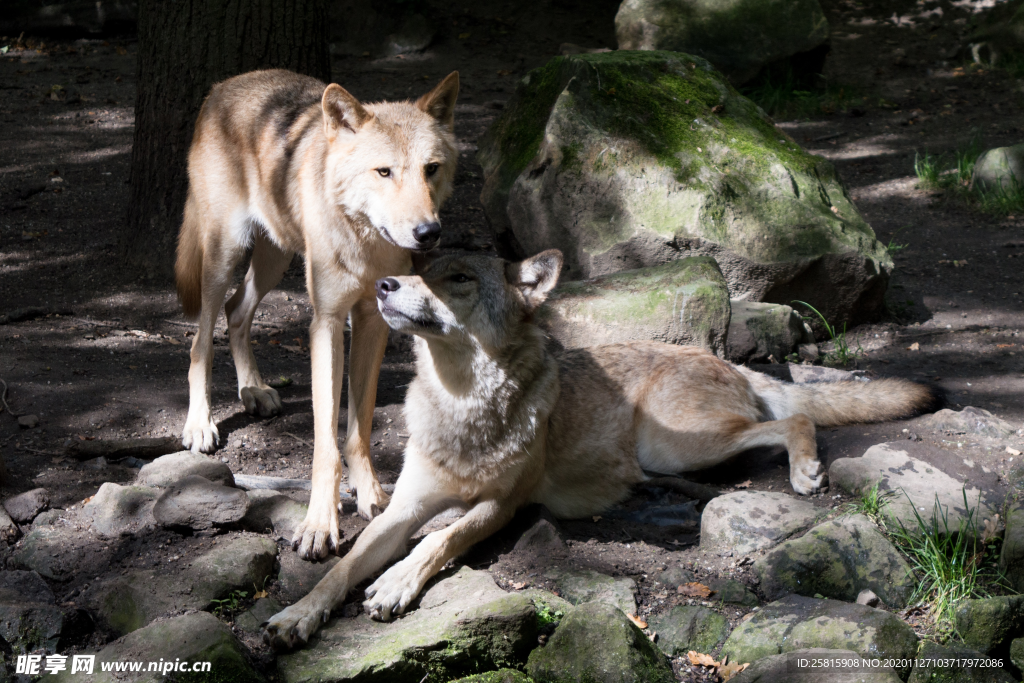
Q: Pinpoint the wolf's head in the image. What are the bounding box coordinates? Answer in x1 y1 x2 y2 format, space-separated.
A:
375 250 564 349
321 73 459 251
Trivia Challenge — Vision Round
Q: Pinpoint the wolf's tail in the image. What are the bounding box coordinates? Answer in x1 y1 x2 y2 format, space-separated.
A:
175 192 203 319
737 367 943 428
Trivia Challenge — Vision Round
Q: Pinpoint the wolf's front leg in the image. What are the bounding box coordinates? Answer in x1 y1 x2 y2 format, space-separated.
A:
292 313 347 560
364 498 516 621
264 483 450 650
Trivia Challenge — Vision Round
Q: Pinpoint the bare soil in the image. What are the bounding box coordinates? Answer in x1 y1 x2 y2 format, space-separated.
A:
1 0 1023 679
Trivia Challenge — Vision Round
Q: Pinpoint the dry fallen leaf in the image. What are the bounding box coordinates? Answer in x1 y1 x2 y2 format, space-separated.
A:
253 590 268 599
908 342 920 351
687 651 720 668
592 516 602 522
510 581 527 590
1007 446 1022 457
678 582 714 598
626 614 647 629
736 479 752 489
718 661 750 681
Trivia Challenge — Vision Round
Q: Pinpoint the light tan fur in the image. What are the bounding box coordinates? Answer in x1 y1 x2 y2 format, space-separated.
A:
262 249 938 650
174 69 460 559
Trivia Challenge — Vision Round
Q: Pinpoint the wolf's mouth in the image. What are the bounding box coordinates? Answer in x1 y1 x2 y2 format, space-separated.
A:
378 302 441 330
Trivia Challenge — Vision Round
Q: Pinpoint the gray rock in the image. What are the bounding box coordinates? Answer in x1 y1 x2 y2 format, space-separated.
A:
10 525 86 581
527 601 675 683
18 413 39 428
728 300 813 363
856 589 880 608
1001 503 1024 592
521 588 575 620
797 343 819 362
90 535 278 635
721 594 918 678
649 605 730 656
700 491 819 555
136 450 235 487
153 474 249 530
652 564 695 587
973 143 1024 192
1011 638 1024 676
241 489 308 541
731 648 902 683
478 52 890 328
32 508 63 527
276 567 538 682
538 257 730 358
4 487 50 523
914 407 1020 440
615 0 830 85
276 549 340 604
513 517 566 554
0 504 19 542
0 570 63 655
543 567 637 615
954 595 1024 655
0 1 136 37
84 482 160 537
51 611 260 683
907 640 1016 683
708 577 759 607
383 13 435 56
829 443 999 534
453 671 533 683
755 514 915 607
236 596 284 632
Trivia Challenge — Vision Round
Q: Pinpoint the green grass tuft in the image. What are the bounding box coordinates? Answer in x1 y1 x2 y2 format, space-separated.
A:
792 300 858 366
913 137 1024 216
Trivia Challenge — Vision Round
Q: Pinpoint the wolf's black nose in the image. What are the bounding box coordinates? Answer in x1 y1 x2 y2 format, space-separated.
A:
376 277 401 300
412 222 441 247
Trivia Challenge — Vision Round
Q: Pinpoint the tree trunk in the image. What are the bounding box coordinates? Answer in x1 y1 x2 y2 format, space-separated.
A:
124 0 330 280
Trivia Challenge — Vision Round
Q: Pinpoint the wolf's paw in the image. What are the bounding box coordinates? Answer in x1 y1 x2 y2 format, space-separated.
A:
182 414 219 453
240 386 282 417
292 497 341 561
790 460 826 495
261 600 330 651
355 481 391 521
363 559 424 621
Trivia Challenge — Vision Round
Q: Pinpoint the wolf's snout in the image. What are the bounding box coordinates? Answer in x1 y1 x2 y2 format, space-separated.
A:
376 277 401 300
412 222 441 248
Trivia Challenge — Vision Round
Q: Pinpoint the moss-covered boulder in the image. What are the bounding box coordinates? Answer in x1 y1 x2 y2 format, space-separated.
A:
52 612 261 683
755 514 915 607
648 605 730 656
727 300 812 363
700 490 819 555
1001 504 1024 593
708 578 759 607
954 596 1024 656
721 595 918 678
973 143 1024 192
527 602 674 683
478 51 889 328
1011 637 1024 674
541 568 637 616
907 640 1016 683
730 648 902 683
537 256 730 357
453 671 534 683
0 570 65 655
276 567 538 683
614 0 830 85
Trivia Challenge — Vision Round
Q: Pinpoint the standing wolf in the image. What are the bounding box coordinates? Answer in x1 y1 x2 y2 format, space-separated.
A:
262 249 940 649
174 69 459 559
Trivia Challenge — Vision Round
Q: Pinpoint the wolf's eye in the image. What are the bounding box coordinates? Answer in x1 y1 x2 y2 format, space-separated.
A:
425 163 439 177
451 273 470 283
376 168 391 177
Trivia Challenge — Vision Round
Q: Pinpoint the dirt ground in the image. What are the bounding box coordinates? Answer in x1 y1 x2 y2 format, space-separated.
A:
1 0 1023 679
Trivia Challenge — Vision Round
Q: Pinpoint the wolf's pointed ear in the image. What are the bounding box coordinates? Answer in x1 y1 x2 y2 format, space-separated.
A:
506 250 563 311
322 84 370 143
416 72 459 130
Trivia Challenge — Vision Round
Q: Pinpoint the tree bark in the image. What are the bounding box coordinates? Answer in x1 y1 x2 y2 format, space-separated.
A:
124 0 330 279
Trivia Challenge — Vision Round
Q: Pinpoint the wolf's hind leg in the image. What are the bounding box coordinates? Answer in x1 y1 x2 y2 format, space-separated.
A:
225 234 293 417
716 414 822 495
183 232 243 453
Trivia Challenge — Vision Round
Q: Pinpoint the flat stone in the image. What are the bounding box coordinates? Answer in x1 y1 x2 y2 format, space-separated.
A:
32 508 63 527
277 549 341 604
954 596 1024 655
915 407 1019 440
18 413 39 428
237 596 284 632
649 605 731 656
242 490 310 542
755 514 915 607
538 257 731 358
700 491 819 555
3 487 50 523
829 443 999 534
276 567 538 683
0 570 63 655
1002 503 1024 592
51 612 259 683
708 577 759 607
83 482 160 537
153 474 249 530
136 450 235 487
1011 638 1024 675
542 567 637 615
727 300 812 363
731 648 902 683
721 594 918 678
453 671 534 683
652 565 695 587
10 525 87 581
0 504 19 542
907 640 1016 683
89 535 278 635
527 602 675 683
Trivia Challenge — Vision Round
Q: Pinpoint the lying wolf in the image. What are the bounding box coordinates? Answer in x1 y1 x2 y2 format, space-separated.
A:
174 69 459 557
262 249 938 649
